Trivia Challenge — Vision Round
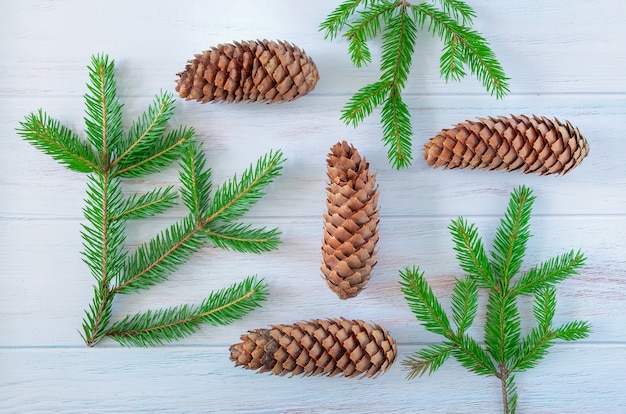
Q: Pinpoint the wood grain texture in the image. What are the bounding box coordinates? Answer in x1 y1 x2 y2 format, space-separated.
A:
1 0 625 413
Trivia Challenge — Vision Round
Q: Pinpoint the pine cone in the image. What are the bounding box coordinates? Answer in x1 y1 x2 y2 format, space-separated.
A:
230 318 397 378
175 39 319 103
322 141 379 299
423 115 590 175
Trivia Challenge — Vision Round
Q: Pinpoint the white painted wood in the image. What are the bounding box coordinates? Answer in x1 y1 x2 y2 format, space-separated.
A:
2 345 626 413
1 0 625 412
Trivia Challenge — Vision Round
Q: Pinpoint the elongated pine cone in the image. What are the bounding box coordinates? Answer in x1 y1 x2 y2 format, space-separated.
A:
175 39 319 103
230 318 397 378
322 141 379 299
423 115 590 175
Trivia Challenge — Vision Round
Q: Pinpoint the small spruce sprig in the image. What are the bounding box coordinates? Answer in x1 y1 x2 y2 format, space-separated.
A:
320 0 510 169
399 185 590 413
17 54 285 347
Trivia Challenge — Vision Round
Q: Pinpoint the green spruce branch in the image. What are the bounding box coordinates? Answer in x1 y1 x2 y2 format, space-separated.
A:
320 0 510 169
17 54 285 347
399 186 590 413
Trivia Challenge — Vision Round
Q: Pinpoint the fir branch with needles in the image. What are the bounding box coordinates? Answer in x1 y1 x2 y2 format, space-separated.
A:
17 54 285 347
320 0 510 169
399 186 590 413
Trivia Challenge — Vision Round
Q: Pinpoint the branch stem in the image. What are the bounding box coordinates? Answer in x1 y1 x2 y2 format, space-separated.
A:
86 172 113 347
498 365 514 414
85 62 113 346
500 366 510 414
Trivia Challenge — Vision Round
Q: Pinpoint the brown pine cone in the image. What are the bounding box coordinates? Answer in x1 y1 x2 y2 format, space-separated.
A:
322 141 380 299
175 39 319 103
423 114 590 175
229 318 397 378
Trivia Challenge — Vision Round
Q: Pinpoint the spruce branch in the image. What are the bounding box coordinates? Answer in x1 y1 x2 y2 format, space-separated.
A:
179 140 212 221
16 110 100 173
115 214 206 294
17 54 284 347
399 266 453 337
513 249 586 295
204 223 281 254
116 146 284 295
79 173 125 346
490 186 534 281
114 126 193 178
113 90 176 170
320 0 374 41
321 0 510 168
449 217 495 288
484 286 520 363
111 186 178 221
450 275 478 336
344 2 394 66
80 173 127 283
341 80 392 127
207 150 284 223
412 2 508 98
533 285 556 331
453 333 497 376
403 342 454 379
400 185 590 413
433 0 476 25
106 276 269 347
83 54 123 159
381 84 413 168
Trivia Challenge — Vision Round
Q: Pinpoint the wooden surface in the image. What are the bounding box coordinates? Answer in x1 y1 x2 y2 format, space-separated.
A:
1 1 625 412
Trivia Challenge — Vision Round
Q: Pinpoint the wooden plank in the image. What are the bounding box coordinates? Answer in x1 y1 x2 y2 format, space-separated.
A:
2 345 625 413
